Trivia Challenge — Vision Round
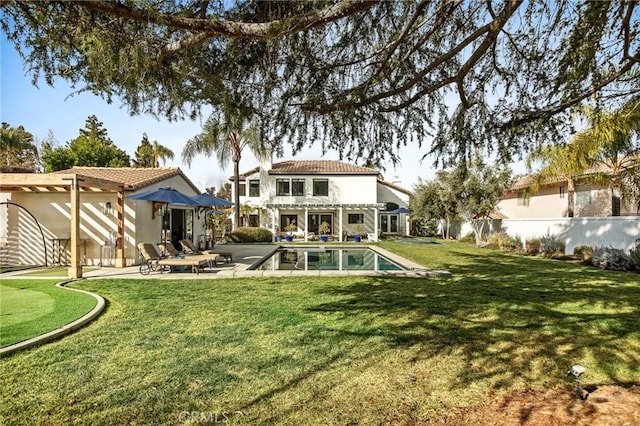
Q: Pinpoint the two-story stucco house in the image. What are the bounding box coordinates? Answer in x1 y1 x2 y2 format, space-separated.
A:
231 158 411 241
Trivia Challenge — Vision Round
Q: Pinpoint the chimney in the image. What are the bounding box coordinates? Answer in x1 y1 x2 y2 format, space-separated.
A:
260 150 273 172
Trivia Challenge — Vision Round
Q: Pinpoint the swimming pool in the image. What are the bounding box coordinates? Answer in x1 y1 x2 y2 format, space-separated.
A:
252 246 406 271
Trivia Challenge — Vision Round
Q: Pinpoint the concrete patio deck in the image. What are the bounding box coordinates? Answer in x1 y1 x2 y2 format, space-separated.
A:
4 244 451 280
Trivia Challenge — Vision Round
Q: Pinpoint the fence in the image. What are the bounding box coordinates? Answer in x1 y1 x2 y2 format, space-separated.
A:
454 216 640 254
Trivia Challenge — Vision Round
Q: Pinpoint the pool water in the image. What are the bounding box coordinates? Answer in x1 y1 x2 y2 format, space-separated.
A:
252 247 405 271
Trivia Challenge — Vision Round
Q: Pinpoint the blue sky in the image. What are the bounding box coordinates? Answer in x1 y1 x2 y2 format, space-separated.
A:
1 31 495 191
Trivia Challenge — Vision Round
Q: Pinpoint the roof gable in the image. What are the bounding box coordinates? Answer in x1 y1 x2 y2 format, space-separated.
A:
53 167 200 192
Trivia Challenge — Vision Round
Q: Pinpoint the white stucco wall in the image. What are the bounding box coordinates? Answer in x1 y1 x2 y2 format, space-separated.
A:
238 172 380 206
500 216 640 254
1 175 205 267
499 183 613 218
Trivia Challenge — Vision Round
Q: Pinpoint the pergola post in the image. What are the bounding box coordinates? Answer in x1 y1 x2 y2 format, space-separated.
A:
116 186 126 267
68 176 82 279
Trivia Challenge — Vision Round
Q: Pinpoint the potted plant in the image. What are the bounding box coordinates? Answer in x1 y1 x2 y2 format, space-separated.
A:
275 230 283 243
285 222 297 242
353 221 365 242
318 221 331 242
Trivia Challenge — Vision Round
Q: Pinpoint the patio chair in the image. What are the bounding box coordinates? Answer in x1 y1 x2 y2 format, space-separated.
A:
137 242 169 275
158 254 214 274
158 241 182 257
180 239 233 264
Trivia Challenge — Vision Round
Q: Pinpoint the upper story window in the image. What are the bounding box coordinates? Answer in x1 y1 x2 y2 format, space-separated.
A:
276 179 290 196
313 179 329 196
292 179 305 196
249 180 260 197
276 178 306 196
238 182 246 197
517 191 530 207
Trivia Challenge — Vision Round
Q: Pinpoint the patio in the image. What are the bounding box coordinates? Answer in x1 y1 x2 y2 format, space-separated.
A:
3 244 449 280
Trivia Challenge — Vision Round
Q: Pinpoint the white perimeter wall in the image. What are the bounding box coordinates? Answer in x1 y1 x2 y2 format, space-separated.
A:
499 217 640 254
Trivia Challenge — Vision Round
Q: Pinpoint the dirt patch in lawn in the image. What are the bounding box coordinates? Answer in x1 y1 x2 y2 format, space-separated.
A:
435 384 640 425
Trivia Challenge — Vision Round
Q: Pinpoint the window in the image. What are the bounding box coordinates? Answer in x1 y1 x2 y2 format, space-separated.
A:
348 214 364 224
292 179 305 196
313 179 329 196
249 180 260 197
248 214 259 227
517 191 530 207
238 183 246 197
576 184 592 206
559 185 566 198
276 179 290 196
280 214 297 232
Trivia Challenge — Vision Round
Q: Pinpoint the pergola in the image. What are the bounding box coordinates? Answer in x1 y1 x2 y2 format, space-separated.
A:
266 202 385 242
0 172 126 278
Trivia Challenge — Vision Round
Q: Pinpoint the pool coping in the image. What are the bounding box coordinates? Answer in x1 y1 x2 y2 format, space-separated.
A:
243 244 451 278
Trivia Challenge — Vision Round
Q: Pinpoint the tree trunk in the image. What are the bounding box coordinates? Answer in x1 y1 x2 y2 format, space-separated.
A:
611 185 621 216
567 177 575 218
233 159 240 231
611 173 621 216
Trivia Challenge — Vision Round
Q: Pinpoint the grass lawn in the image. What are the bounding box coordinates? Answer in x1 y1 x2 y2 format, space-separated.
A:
1 241 638 425
0 280 98 347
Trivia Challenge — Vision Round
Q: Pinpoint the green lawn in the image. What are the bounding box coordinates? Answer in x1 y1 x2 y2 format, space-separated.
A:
0 280 98 347
1 240 638 425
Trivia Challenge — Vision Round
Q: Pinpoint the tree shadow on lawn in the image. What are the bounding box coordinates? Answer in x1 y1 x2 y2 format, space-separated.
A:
309 250 640 394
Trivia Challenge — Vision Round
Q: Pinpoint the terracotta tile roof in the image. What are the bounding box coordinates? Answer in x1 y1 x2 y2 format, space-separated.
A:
53 167 200 192
235 160 379 180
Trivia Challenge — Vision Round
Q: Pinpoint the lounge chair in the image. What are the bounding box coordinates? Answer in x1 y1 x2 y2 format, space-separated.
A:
158 241 182 257
180 239 233 264
137 242 169 275
138 241 217 274
158 255 213 274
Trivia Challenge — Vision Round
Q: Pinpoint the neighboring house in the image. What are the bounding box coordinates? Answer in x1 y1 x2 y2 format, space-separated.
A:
498 173 639 219
491 167 639 254
0 167 205 270
231 158 411 240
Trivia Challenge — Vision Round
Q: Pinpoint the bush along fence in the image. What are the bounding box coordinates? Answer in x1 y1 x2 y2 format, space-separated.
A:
451 216 639 255
449 217 640 273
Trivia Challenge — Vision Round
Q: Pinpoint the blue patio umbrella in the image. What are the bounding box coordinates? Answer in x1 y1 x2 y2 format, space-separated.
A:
127 187 201 244
128 187 201 205
191 193 234 207
389 207 411 214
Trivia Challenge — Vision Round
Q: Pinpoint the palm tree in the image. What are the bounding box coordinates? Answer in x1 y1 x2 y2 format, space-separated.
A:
526 144 591 218
152 140 174 167
571 100 640 216
182 110 270 230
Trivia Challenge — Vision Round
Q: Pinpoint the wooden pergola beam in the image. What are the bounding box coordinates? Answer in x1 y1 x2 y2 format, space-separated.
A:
0 172 127 279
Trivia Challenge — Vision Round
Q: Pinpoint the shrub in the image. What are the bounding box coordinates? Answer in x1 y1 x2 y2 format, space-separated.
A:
524 239 540 256
459 233 476 244
486 232 521 252
226 227 273 243
573 245 594 262
630 238 640 271
485 232 502 249
591 246 634 271
500 234 522 253
539 234 565 257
